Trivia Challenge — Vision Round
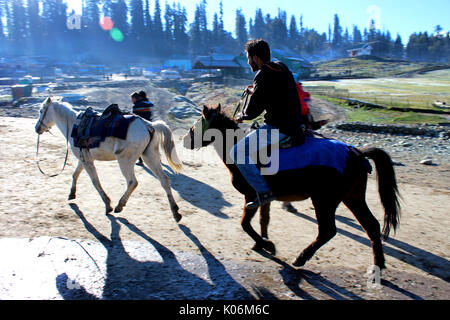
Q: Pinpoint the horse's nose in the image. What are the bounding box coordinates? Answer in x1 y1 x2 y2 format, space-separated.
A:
35 123 43 135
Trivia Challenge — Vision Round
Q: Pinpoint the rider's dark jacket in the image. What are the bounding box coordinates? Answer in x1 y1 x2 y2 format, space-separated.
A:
240 61 304 137
132 100 153 121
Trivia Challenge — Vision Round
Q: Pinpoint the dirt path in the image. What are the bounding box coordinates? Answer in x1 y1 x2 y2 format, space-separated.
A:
308 97 347 122
0 116 448 300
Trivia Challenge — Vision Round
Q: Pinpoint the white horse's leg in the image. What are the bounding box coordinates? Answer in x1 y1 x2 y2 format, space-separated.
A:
82 161 113 214
68 160 84 200
114 156 139 213
142 150 181 222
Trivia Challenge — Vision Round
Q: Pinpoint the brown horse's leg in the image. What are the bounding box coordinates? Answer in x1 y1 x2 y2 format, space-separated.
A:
259 203 270 239
293 199 338 267
344 198 386 270
242 199 276 255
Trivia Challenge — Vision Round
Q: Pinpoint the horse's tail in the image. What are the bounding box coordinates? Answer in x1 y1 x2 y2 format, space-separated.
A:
150 120 183 173
361 147 401 240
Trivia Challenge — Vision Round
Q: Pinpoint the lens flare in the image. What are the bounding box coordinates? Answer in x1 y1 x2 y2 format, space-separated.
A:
110 28 124 42
99 17 114 31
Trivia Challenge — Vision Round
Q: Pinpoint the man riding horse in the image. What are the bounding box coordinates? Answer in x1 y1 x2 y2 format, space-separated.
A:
232 39 306 209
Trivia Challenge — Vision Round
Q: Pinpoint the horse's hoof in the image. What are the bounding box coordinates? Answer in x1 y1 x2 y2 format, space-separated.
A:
114 206 123 213
173 213 182 223
263 240 276 255
68 194 76 201
252 243 263 251
106 207 114 214
292 256 306 268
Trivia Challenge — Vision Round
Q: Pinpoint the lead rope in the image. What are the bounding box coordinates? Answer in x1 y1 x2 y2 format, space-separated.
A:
36 120 70 178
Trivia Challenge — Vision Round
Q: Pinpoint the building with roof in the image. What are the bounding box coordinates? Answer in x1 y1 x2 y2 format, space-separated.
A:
271 49 313 80
192 54 252 78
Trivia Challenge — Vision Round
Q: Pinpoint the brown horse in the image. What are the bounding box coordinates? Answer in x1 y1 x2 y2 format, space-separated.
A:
183 105 401 270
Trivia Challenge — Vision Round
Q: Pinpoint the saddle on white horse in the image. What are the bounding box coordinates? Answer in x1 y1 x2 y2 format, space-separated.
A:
71 105 137 149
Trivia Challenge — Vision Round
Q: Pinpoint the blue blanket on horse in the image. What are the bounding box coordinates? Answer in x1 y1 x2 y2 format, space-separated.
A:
71 108 137 149
261 136 353 175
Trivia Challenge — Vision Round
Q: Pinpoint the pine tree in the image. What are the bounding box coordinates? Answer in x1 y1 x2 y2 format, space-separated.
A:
130 0 145 44
252 9 265 39
0 1 4 52
111 0 128 36
212 12 220 46
266 10 287 49
9 0 28 54
173 4 188 55
393 34 404 59
164 3 174 55
235 8 247 49
153 0 164 56
332 14 343 50
189 4 202 56
352 25 362 44
26 0 41 54
289 15 298 50
144 0 152 29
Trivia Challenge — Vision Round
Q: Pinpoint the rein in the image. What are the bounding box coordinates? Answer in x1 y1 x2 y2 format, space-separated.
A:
36 120 70 178
232 90 250 120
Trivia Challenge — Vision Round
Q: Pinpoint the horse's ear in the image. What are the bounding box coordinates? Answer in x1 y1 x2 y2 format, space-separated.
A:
217 104 221 113
45 97 52 105
202 105 208 117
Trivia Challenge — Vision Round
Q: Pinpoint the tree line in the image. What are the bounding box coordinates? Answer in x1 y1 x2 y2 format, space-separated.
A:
0 0 448 63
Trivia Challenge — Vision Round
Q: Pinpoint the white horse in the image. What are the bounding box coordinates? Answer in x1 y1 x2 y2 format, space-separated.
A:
35 97 183 222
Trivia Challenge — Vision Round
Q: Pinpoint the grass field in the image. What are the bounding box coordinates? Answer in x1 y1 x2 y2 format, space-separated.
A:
311 55 446 78
303 69 450 116
317 95 448 125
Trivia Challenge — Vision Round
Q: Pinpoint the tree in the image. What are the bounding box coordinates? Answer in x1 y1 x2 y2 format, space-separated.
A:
172 4 189 55
163 3 174 55
152 0 164 56
26 0 42 54
252 8 265 39
130 0 145 43
352 25 362 44
111 0 128 36
332 14 343 50
143 0 152 29
0 1 4 52
392 34 404 59
235 8 247 49
288 15 298 49
9 0 28 54
189 4 202 56
212 12 220 45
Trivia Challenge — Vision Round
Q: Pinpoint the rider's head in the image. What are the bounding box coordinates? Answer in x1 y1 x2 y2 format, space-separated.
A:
245 39 270 72
131 91 141 104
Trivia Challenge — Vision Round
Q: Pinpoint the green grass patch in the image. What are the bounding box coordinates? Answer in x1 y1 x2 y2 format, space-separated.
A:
317 95 447 125
304 70 450 112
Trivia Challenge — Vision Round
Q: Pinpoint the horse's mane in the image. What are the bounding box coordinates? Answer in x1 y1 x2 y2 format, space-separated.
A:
50 99 80 118
211 109 240 131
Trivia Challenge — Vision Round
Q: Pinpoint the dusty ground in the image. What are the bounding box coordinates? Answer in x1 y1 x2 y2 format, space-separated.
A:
0 108 449 299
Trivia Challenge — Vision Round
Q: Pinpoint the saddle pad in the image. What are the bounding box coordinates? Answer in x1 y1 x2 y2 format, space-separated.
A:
261 136 353 175
71 112 137 149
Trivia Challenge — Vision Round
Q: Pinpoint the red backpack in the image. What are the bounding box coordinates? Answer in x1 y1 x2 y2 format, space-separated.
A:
296 82 311 117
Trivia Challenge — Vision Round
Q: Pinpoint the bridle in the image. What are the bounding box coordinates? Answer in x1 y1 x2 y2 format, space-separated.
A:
36 101 70 178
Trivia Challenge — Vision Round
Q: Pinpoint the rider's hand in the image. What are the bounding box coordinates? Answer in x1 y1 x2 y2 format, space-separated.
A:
245 85 254 95
318 119 329 127
236 116 244 124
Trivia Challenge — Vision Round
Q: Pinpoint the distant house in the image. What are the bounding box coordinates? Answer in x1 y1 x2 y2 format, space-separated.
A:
271 49 313 79
347 43 373 57
163 56 192 71
192 54 251 78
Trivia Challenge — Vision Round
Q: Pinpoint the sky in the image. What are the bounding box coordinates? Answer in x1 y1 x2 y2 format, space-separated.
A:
65 0 450 42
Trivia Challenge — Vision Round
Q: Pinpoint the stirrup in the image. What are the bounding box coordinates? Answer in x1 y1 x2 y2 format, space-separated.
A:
246 192 276 209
